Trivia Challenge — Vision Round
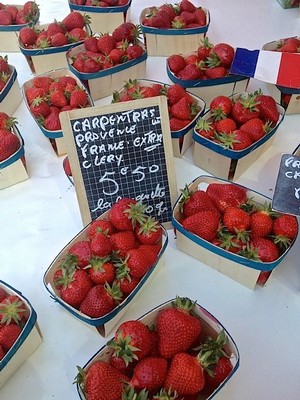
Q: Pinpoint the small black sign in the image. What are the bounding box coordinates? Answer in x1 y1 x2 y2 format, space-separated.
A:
272 153 300 216
60 97 177 227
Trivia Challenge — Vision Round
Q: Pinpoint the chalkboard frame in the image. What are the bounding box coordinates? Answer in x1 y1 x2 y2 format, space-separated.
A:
59 96 178 228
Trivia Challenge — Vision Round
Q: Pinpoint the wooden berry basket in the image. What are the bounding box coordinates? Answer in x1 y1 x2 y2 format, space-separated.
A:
167 61 249 106
0 3 39 52
22 68 94 157
18 23 90 75
0 280 42 389
192 92 285 181
172 175 298 290
68 0 132 34
43 211 168 337
67 41 147 101
76 298 240 400
114 78 206 158
262 37 300 114
0 65 22 116
140 7 210 57
0 124 28 190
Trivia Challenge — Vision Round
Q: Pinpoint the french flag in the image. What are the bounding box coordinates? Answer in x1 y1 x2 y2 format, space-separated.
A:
230 48 300 88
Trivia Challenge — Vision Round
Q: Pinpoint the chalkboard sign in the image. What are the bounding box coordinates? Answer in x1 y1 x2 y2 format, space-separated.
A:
59 96 178 228
272 153 300 216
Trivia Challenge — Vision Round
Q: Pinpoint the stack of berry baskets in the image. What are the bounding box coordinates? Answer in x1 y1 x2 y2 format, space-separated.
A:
68 0 132 35
66 22 147 101
166 38 250 105
18 11 92 75
22 68 94 157
0 118 28 190
111 78 206 157
172 175 299 290
0 1 39 52
139 0 210 56
0 58 22 116
192 90 285 181
43 200 168 337
262 36 300 114
75 296 239 400
0 280 42 388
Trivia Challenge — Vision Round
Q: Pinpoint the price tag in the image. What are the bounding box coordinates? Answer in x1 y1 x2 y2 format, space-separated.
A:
59 96 177 228
272 153 300 216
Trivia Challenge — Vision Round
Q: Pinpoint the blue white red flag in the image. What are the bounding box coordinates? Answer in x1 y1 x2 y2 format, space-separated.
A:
230 48 300 88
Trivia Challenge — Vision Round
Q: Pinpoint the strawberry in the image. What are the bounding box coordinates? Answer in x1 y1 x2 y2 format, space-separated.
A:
69 88 88 108
46 22 65 37
109 198 146 231
0 324 22 352
179 186 221 218
108 320 152 362
151 11 172 29
169 118 190 131
272 214 298 250
182 210 220 242
223 206 251 233
68 240 92 268
33 76 53 91
239 117 269 142
87 256 115 285
211 43 235 67
214 118 236 134
180 0 196 13
255 91 279 126
54 268 93 308
177 63 202 80
210 95 232 119
97 33 116 54
194 118 215 139
204 65 227 79
50 89 68 108
112 22 139 44
25 86 48 104
193 8 207 26
61 11 88 31
256 271 272 286
110 230 137 255
19 26 38 46
206 182 247 213
250 206 274 238
76 361 129 400
90 231 112 257
167 84 187 105
0 345 5 360
164 352 205 396
114 275 140 297
0 10 13 25
50 32 68 47
0 295 28 325
79 282 122 317
0 55 9 73
157 297 202 359
172 15 187 29
84 36 99 52
243 238 279 262
0 129 20 161
68 27 87 42
167 54 186 74
29 97 51 118
217 129 253 151
171 97 193 120
134 216 163 245
5 5 18 20
44 107 61 131
126 247 158 278
232 93 260 124
88 219 115 239
131 357 168 391
126 44 144 60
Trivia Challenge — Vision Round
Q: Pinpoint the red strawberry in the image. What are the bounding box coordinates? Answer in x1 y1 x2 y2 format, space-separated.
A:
211 43 235 67
110 230 137 255
214 118 236 134
97 33 116 54
90 232 112 257
250 207 274 238
223 206 251 233
69 88 88 108
19 26 37 46
30 97 51 118
204 65 227 79
25 86 48 104
246 238 279 262
239 117 269 142
167 54 186 74
206 182 247 213
0 10 13 25
50 32 68 47
114 275 140 297
68 27 87 42
126 247 158 278
272 214 298 250
180 0 196 13
44 107 61 131
134 216 163 245
232 93 260 124
193 8 207 26
0 345 5 360
0 129 20 161
157 297 202 359
171 97 193 120
61 11 88 31
0 55 9 74
68 240 92 268
179 186 221 218
109 198 146 231
126 44 143 60
169 118 190 131
88 218 115 240
80 282 122 317
172 15 187 29
210 95 232 119
131 357 168 391
77 361 129 400
87 256 115 285
177 63 202 80
46 22 65 37
218 129 253 151
194 118 215 139
33 76 53 91
112 22 139 44
182 210 220 241
255 92 279 126
0 324 22 352
167 84 187 105
50 89 68 108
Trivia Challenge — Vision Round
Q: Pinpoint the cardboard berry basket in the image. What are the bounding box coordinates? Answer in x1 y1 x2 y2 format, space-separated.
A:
22 68 94 157
43 211 168 337
0 3 39 52
192 93 285 181
140 7 210 57
18 23 90 75
68 0 132 34
0 124 29 190
262 37 300 114
172 175 298 290
67 41 147 101
0 280 43 389
167 63 249 107
114 78 206 158
76 297 240 400
0 65 22 116
277 0 299 8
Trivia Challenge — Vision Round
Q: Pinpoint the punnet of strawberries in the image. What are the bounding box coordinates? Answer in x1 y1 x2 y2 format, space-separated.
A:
0 113 21 162
141 0 208 30
69 0 131 6
167 37 241 81
68 22 145 74
0 1 39 26
174 179 298 285
112 79 205 133
23 73 92 133
269 36 300 53
50 198 166 321
75 296 238 400
194 90 282 152
18 11 91 49
0 285 31 362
